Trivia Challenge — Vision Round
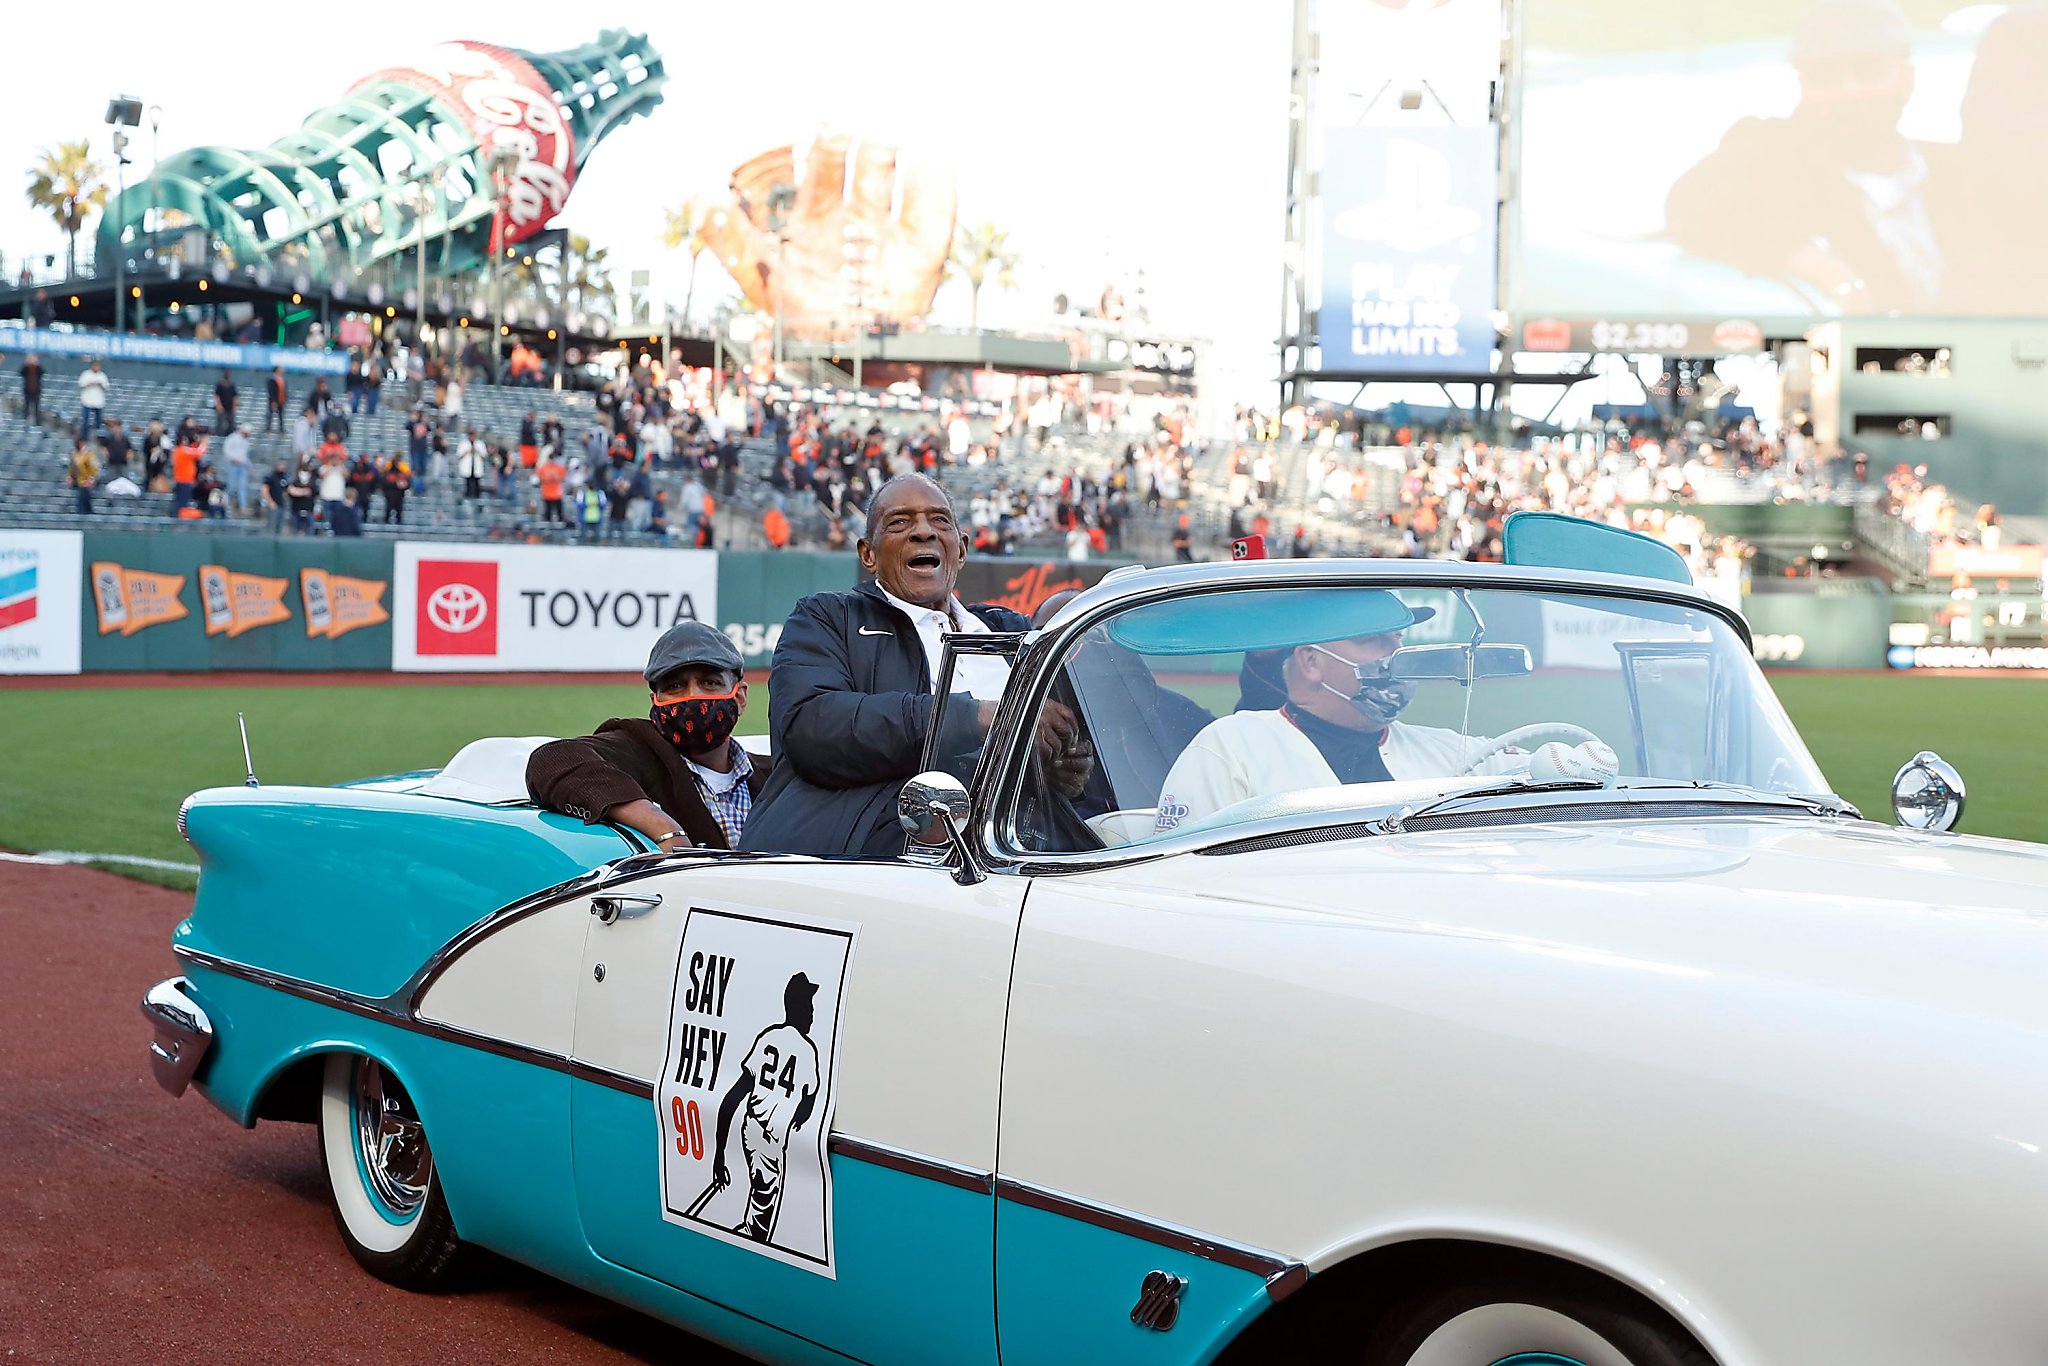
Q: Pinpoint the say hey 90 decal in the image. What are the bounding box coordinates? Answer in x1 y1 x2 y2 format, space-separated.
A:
657 906 857 1278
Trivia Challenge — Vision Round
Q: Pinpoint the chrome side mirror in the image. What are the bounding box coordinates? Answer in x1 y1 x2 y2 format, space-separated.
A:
898 771 985 885
1892 751 1966 832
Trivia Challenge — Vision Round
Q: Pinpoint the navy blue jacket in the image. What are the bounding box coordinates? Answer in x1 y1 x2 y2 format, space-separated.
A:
740 580 1029 858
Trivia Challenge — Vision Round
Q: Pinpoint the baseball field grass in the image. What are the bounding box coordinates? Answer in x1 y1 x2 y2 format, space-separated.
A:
1 673 2042 894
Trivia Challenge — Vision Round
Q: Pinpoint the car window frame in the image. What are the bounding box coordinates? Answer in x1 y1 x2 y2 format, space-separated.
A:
971 569 1776 877
918 630 1026 780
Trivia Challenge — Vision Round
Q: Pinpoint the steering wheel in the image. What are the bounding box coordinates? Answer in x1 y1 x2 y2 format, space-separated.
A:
1459 722 1604 776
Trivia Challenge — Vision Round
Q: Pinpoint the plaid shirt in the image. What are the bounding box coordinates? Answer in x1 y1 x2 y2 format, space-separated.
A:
685 741 754 848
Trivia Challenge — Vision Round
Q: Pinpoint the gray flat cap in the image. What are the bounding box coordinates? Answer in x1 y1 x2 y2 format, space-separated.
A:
644 620 743 687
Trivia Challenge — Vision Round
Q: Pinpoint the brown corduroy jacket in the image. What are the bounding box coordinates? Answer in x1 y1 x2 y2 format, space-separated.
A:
525 718 767 850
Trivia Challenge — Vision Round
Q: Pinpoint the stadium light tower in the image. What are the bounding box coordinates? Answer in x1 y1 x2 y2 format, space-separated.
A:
104 96 143 333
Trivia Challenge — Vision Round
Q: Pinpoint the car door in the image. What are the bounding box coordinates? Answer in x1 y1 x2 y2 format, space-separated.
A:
569 854 1022 1366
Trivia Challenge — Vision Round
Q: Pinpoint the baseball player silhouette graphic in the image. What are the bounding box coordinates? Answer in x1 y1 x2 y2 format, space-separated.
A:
702 972 821 1242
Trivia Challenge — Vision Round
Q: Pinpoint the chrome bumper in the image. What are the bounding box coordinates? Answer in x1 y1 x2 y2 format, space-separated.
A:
141 976 213 1097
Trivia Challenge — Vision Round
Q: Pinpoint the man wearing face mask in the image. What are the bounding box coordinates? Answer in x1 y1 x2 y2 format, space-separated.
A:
526 622 768 851
1152 592 1614 836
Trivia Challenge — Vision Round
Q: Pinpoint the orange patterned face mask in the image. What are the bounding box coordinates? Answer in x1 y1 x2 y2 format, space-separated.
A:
650 688 742 754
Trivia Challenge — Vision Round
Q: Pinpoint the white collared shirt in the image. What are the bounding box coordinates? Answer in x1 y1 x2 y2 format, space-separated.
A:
876 585 1012 702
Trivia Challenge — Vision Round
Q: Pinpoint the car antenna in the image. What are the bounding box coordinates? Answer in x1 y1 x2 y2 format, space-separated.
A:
237 712 260 788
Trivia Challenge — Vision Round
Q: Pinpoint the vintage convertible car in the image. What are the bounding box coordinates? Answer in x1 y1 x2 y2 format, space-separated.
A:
146 516 2048 1366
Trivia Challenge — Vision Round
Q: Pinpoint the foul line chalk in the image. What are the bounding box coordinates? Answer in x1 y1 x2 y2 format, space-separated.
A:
1 850 201 874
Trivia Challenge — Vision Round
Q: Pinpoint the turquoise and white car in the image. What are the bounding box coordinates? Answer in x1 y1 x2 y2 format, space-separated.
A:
146 516 2048 1366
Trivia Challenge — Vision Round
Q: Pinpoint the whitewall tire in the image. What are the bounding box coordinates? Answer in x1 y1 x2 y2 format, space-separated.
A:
317 1053 464 1288
1360 1273 1713 1366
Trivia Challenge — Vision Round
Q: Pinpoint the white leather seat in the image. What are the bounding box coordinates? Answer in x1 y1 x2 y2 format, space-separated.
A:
415 732 773 806
415 737 555 805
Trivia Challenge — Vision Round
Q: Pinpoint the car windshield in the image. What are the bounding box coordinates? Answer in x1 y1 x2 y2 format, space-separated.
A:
1009 582 1830 852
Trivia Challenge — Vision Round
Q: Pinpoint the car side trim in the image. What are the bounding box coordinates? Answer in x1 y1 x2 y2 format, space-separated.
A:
828 1134 995 1194
996 1176 1308 1301
175 944 1305 1298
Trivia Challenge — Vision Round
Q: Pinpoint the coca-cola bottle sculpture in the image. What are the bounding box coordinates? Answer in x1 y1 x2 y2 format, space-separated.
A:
97 31 664 286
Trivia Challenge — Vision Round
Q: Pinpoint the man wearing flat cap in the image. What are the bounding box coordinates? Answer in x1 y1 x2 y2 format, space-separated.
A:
527 621 767 850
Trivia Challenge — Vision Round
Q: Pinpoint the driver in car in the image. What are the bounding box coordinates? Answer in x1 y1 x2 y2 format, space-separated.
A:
1153 591 1615 835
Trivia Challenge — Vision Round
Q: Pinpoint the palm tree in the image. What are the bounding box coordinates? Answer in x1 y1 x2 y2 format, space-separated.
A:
566 235 614 319
948 223 1019 332
509 235 616 325
25 141 109 280
661 201 710 332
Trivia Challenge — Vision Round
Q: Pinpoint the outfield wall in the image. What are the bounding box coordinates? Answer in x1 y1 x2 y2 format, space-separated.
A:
0 528 2026 676
0 531 1127 676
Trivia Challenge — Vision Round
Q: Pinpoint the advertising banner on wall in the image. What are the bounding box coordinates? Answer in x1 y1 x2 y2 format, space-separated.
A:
715 552 854 669
1320 125 1497 376
1927 544 2045 581
1888 644 2048 671
78 532 393 671
393 543 718 672
0 530 83 675
951 558 1125 619
1742 590 1890 672
0 324 349 376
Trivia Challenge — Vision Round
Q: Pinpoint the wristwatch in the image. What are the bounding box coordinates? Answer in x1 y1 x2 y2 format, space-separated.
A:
655 828 690 847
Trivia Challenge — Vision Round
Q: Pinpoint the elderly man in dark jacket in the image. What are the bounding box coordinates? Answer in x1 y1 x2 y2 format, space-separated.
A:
741 474 1079 858
528 621 767 850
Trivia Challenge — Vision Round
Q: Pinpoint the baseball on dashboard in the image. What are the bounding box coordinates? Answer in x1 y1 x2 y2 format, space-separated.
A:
1527 740 1619 783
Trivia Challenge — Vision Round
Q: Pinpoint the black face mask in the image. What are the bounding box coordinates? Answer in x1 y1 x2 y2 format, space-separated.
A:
650 691 742 754
1308 645 1414 728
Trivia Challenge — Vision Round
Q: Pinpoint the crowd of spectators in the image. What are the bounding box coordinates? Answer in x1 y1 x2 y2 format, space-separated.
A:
1880 460 2001 554
25 329 2015 583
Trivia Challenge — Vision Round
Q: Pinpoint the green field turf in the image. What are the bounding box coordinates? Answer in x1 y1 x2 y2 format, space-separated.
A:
2 673 2042 893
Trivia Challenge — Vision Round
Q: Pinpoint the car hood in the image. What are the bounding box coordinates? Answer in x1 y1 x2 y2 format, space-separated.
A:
1110 814 2047 910
1083 815 2048 1015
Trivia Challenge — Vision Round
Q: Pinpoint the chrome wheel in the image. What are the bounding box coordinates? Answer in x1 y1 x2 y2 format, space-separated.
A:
320 1053 465 1287
351 1059 433 1221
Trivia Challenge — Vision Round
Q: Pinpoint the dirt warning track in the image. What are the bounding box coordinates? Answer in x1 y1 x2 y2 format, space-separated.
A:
0 859 746 1365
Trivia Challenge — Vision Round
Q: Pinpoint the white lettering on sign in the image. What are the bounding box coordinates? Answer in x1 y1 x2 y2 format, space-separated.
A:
463 75 575 230
362 43 579 246
1907 645 2048 670
724 623 785 660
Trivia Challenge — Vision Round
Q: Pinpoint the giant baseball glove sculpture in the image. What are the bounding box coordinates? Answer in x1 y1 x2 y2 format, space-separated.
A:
696 134 957 340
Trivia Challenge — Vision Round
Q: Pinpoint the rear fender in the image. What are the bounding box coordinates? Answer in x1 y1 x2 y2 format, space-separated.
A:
176 784 630 998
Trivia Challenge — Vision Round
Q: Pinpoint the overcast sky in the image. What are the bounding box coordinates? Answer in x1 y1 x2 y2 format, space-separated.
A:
1 1 1304 398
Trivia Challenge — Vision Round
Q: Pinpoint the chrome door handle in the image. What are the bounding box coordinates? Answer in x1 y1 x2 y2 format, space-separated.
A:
591 893 662 925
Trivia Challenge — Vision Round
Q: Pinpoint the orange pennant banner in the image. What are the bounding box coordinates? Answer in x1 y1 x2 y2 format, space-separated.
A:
299 569 390 640
89 561 190 637
198 564 293 638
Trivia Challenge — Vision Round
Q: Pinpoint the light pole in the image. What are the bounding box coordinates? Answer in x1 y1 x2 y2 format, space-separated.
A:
146 105 162 302
405 165 443 356
765 181 795 382
841 223 876 392
486 144 521 381
104 97 141 332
